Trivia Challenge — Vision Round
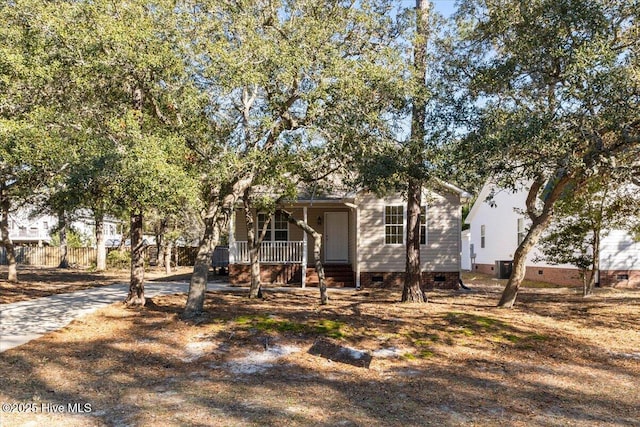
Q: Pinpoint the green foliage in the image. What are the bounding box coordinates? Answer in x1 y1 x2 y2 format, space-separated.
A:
537 176 640 271
49 229 92 248
1 0 199 251
107 250 131 269
452 0 640 192
180 0 413 201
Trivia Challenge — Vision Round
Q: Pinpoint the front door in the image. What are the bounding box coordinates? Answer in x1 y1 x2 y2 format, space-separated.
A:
325 212 349 263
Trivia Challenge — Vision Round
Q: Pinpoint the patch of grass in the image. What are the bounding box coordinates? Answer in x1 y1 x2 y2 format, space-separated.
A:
402 350 434 360
445 312 507 331
314 319 346 339
232 315 346 338
418 350 435 358
257 318 308 334
528 333 549 341
503 334 521 343
234 315 258 325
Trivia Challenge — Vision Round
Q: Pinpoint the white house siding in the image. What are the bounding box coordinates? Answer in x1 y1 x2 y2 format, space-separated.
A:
467 185 573 270
8 207 121 247
467 183 640 286
356 190 461 273
467 186 524 268
600 230 640 271
461 229 471 271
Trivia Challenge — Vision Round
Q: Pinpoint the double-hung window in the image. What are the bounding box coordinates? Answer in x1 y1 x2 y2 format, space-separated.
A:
384 206 404 244
384 205 427 245
480 225 486 248
257 211 289 241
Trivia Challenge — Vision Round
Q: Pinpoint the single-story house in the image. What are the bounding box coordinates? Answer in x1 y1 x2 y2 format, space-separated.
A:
228 182 471 290
465 182 640 287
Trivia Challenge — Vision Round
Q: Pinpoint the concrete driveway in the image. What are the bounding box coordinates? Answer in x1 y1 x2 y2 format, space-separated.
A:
0 282 198 353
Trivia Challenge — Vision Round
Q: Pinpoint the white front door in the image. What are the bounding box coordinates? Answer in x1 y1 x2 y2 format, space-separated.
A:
325 212 349 263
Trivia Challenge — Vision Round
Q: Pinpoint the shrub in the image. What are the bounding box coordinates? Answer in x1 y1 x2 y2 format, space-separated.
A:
107 250 130 269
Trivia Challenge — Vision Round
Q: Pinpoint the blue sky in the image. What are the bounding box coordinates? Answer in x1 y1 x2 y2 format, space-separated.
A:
398 0 458 18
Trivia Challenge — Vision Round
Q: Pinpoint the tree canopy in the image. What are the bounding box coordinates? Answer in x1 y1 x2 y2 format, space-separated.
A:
452 0 640 307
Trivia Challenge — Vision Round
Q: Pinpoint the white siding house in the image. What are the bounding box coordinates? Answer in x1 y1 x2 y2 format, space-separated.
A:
465 182 640 287
5 207 122 247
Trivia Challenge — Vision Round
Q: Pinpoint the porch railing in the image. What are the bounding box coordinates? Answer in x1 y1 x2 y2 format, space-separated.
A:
231 241 304 264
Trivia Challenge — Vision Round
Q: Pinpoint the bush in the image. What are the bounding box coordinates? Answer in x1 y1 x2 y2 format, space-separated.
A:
107 250 131 269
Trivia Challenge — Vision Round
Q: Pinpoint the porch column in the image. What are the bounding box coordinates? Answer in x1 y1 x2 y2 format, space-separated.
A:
301 206 308 288
355 205 361 289
228 209 236 264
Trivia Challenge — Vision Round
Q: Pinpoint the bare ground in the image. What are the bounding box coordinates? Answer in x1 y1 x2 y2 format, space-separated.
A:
1 270 639 426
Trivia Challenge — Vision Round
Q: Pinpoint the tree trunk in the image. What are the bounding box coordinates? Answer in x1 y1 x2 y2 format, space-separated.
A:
243 194 262 298
183 212 219 317
58 212 69 269
164 239 173 275
282 209 328 305
497 224 541 308
156 217 168 268
401 0 429 303
95 213 106 271
403 177 425 302
126 211 146 306
0 192 18 283
243 190 272 299
585 231 600 297
498 174 573 307
184 175 254 318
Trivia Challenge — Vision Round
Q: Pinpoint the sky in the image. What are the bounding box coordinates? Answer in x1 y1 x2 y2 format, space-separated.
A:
398 0 458 18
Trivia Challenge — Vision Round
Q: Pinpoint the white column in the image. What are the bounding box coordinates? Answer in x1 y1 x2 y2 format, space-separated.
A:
355 205 361 289
301 206 308 288
228 209 236 264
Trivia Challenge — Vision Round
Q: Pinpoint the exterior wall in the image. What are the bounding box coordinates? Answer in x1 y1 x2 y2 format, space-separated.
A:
472 263 584 286
600 230 640 271
467 184 574 269
360 271 460 290
600 270 640 288
356 190 462 273
472 263 495 276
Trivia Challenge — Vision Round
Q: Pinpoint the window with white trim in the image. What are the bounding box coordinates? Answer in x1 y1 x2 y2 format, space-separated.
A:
480 225 486 248
257 211 289 241
384 205 404 244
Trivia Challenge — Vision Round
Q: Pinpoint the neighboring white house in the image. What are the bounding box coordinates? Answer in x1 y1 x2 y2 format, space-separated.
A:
464 182 640 287
6 207 122 247
461 229 471 271
228 182 471 289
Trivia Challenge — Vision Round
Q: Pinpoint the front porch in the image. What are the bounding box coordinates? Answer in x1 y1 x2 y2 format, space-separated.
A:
228 202 358 288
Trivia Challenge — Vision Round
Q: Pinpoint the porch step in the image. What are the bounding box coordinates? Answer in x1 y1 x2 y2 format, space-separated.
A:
306 265 354 288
